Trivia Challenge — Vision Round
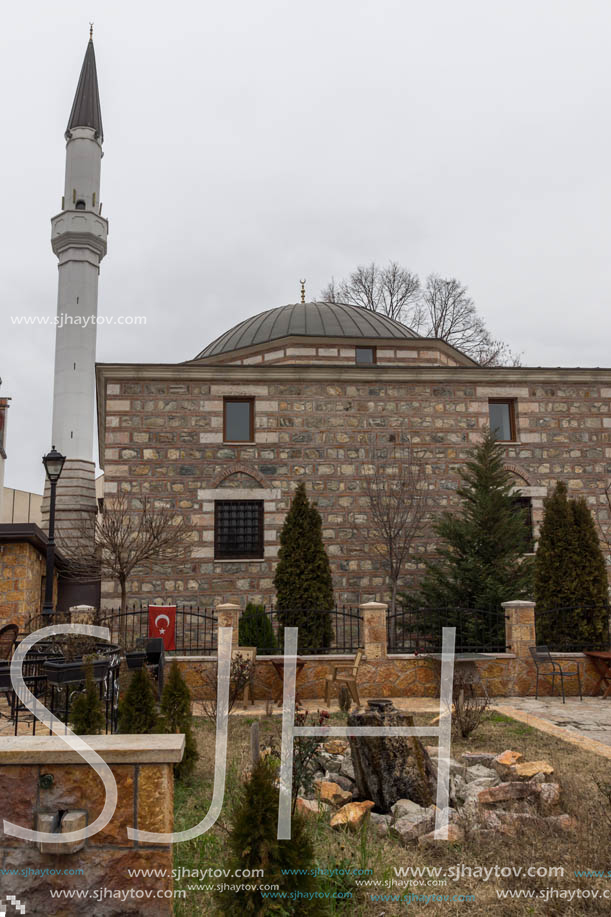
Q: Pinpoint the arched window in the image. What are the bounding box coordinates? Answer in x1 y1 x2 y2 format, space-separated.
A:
75 199 86 210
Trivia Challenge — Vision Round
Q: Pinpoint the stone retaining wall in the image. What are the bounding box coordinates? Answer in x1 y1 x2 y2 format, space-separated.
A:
0 735 183 916
174 651 601 701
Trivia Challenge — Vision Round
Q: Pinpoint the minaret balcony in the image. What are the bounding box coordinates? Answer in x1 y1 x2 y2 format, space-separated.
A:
51 210 108 260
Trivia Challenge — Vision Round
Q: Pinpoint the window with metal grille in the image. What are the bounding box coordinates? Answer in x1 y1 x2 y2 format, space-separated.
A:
214 500 264 559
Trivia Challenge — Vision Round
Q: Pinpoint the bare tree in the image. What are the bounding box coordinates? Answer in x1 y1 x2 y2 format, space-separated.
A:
452 669 491 738
62 492 193 622
363 438 427 614
321 261 521 366
200 654 254 725
321 261 420 322
420 274 519 366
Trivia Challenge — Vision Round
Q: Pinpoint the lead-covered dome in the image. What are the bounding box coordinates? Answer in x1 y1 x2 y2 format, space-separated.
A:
193 301 419 360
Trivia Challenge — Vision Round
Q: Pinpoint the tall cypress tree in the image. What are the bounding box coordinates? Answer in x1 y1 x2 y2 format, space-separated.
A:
273 483 334 652
570 497 609 644
417 431 534 613
536 482 610 645
534 481 576 617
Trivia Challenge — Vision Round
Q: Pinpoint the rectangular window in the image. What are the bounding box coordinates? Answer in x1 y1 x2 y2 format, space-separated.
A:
224 398 254 442
513 495 535 553
355 346 376 365
488 399 516 442
214 500 264 559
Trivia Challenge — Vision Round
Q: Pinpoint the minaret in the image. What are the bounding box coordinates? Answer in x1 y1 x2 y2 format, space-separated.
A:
43 30 108 545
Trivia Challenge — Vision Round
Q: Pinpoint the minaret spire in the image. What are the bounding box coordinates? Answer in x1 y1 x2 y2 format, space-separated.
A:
44 36 109 551
66 31 103 141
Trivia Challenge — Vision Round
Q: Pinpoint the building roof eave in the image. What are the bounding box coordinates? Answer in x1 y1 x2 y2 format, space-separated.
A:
184 334 479 368
0 523 68 568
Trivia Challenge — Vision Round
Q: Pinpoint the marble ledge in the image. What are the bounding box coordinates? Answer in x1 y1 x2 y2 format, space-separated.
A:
0 734 185 765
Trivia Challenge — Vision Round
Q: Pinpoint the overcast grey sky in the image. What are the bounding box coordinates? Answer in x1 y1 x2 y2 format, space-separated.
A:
2 0 611 495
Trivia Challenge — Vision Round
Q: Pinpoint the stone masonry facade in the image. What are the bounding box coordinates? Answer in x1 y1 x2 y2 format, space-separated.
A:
0 541 57 631
96 356 611 610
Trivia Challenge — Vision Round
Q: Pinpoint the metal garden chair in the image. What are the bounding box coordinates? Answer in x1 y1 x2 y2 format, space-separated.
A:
0 623 19 662
529 645 582 703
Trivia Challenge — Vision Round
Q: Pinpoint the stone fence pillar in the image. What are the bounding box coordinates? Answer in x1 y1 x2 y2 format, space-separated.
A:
360 601 388 659
0 734 184 913
215 602 240 634
502 600 536 658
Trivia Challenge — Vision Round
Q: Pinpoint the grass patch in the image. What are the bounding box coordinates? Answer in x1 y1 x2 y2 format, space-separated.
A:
487 711 537 735
172 710 611 915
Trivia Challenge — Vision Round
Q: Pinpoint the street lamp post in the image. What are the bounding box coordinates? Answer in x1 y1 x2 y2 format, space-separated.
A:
42 446 66 618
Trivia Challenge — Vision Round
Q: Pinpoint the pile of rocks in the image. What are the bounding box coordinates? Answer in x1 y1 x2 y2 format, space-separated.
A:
446 748 576 842
296 738 373 830
295 741 576 845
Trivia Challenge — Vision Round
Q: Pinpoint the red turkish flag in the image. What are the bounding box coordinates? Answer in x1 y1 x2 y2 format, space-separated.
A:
148 605 176 651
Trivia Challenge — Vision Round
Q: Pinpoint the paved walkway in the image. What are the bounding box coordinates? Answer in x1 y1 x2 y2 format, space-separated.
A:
3 694 610 757
191 696 442 718
0 696 442 737
0 696 52 737
494 697 611 758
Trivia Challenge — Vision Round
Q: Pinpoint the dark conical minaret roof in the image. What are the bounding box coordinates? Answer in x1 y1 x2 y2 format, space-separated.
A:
66 36 103 141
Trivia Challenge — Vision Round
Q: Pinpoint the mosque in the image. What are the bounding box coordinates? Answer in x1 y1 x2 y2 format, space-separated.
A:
3 34 610 618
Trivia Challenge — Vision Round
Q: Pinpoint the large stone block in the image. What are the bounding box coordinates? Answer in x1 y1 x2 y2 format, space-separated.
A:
138 765 174 838
0 846 173 916
41 763 135 847
0 765 40 848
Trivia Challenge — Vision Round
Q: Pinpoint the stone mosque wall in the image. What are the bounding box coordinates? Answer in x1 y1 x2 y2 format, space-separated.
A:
97 361 611 609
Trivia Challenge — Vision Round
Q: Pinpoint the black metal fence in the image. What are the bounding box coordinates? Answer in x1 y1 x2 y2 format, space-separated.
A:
97 604 363 656
253 606 362 655
98 605 217 655
0 641 121 735
535 605 611 653
387 606 509 654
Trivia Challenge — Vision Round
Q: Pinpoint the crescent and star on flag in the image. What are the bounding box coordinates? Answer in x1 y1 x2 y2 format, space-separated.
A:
154 613 170 634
